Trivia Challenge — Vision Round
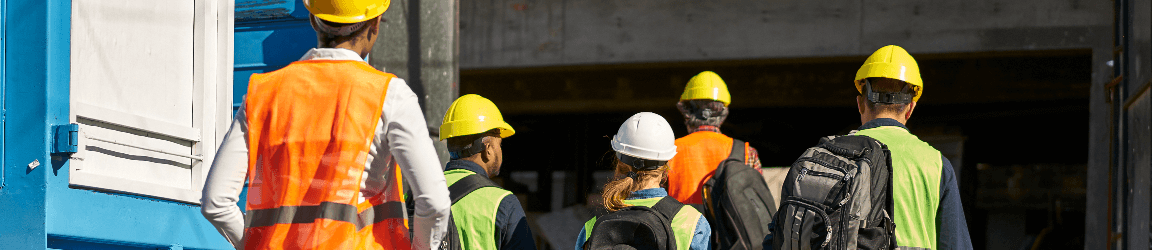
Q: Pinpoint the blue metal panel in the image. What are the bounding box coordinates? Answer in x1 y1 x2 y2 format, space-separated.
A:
1 0 7 190
49 236 205 250
0 0 234 249
46 188 231 249
233 0 314 110
0 0 51 248
35 0 234 247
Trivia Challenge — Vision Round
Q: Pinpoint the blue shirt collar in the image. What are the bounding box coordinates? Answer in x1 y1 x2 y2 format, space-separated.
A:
445 159 489 177
858 118 908 131
627 188 669 200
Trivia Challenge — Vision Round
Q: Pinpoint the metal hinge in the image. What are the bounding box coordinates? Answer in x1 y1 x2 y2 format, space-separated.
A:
52 123 80 154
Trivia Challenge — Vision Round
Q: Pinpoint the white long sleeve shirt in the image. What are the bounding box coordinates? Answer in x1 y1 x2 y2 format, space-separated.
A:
200 48 452 250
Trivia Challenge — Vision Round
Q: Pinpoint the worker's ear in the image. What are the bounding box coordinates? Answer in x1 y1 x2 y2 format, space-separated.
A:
481 138 495 163
904 102 917 120
366 16 381 37
856 95 867 115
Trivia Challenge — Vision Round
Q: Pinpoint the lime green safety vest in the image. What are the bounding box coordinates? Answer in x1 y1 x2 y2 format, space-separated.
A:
854 126 942 250
582 196 703 250
445 169 514 250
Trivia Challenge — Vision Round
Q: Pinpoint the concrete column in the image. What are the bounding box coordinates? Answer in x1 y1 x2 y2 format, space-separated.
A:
371 0 459 165
1084 3 1116 248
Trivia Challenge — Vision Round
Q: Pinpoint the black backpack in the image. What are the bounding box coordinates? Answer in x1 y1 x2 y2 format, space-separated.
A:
701 139 778 250
408 173 502 250
583 197 685 250
769 135 897 250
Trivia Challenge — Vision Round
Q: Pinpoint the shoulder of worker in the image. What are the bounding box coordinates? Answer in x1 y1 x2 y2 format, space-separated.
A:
939 155 957 199
384 77 415 99
381 77 421 115
494 194 529 239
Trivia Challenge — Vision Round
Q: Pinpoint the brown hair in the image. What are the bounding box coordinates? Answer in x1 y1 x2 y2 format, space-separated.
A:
676 100 729 130
601 156 668 211
313 16 379 48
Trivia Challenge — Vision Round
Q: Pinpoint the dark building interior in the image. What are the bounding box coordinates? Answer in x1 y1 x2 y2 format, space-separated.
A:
461 50 1091 249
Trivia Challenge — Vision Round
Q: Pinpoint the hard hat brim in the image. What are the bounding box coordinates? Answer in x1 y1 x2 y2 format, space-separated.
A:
611 140 677 161
679 87 732 106
439 120 515 141
306 0 390 24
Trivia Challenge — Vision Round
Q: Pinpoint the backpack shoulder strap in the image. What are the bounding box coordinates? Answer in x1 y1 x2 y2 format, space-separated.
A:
447 173 501 205
728 139 745 162
651 197 686 220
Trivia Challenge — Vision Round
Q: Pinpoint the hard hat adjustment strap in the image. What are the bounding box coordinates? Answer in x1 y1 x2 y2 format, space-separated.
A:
313 16 366 37
863 79 913 104
616 152 666 171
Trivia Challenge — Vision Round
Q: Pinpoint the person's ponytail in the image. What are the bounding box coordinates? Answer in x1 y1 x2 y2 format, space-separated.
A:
601 157 667 211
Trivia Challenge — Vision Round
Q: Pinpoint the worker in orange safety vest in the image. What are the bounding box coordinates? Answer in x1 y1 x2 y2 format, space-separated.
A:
665 71 765 205
199 0 452 249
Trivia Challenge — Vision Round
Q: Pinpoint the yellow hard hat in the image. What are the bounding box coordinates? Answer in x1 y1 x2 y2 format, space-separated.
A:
440 94 515 141
304 0 390 24
680 71 731 106
855 45 924 102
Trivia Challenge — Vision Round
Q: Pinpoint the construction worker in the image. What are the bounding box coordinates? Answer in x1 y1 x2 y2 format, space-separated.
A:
575 112 712 250
849 45 972 250
666 71 764 204
199 0 452 249
438 94 537 250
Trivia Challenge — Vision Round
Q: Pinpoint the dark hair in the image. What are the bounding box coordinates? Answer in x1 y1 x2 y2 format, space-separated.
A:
314 16 378 48
861 78 916 114
446 129 500 159
676 99 728 129
601 156 667 211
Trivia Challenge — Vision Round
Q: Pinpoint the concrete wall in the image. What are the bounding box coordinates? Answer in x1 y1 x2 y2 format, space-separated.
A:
461 0 1111 69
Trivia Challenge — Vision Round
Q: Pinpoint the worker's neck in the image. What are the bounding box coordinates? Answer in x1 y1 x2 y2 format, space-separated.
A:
462 157 496 178
861 112 907 126
635 173 664 190
321 43 370 59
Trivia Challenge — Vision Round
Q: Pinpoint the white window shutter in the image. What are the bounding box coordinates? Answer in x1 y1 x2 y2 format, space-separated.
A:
69 0 232 204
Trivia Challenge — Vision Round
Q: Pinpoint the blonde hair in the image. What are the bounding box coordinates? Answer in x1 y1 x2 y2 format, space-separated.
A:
601 156 668 211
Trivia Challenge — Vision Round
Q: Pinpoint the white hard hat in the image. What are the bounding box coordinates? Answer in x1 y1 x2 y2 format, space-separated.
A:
611 112 678 164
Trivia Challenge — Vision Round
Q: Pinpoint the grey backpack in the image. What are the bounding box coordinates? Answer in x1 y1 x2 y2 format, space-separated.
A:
769 135 897 250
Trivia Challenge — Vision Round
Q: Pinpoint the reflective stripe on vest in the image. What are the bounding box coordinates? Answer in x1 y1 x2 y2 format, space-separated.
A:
245 201 404 229
582 197 703 250
667 131 750 204
445 169 512 250
854 126 942 250
244 60 409 250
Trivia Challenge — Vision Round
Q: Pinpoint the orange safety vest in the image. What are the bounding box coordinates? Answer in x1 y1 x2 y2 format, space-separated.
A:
243 60 410 250
666 131 750 204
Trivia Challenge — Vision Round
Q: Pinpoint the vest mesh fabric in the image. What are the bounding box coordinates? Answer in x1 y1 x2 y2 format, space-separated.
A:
855 126 942 250
445 169 513 250
243 60 407 250
667 131 749 204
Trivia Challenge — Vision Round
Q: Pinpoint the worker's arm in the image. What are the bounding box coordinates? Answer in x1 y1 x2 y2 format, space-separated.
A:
936 157 973 250
745 143 763 171
382 78 452 250
200 102 250 249
495 195 537 250
574 225 588 249
690 214 712 250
